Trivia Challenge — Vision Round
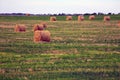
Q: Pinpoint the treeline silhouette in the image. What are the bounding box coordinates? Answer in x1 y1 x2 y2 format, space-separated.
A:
0 12 120 16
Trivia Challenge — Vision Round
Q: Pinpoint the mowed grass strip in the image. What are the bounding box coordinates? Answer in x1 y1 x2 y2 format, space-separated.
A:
0 52 120 80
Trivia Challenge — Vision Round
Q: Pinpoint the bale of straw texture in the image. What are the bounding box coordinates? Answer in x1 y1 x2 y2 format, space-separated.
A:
117 23 120 27
104 16 110 21
33 24 44 32
40 22 47 28
89 15 95 20
117 21 120 24
117 21 120 27
14 24 26 32
66 16 72 20
34 30 41 43
34 30 51 43
78 16 84 21
26 13 30 16
50 16 56 21
40 30 51 42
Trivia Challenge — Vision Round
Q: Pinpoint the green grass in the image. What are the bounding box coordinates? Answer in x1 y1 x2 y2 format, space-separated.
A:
0 15 120 80
0 15 120 21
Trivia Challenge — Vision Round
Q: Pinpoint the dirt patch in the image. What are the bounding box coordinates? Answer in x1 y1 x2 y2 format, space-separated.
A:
15 38 29 40
0 69 5 74
0 39 6 43
93 43 118 47
53 37 63 41
48 25 57 28
78 38 93 41
0 22 15 28
0 25 14 28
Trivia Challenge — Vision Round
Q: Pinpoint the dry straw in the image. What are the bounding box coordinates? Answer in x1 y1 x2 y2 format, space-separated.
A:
26 13 30 16
104 16 110 21
66 16 72 21
34 30 51 43
14 24 26 32
117 21 120 27
33 24 44 32
50 16 56 21
78 15 84 21
40 22 47 28
89 15 95 20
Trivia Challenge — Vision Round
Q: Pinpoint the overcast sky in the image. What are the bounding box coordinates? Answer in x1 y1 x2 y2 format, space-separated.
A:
0 0 120 14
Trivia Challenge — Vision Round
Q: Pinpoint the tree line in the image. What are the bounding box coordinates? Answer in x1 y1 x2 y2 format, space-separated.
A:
0 12 120 16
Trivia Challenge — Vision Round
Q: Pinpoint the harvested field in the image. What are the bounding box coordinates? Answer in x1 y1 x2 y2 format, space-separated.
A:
0 15 120 80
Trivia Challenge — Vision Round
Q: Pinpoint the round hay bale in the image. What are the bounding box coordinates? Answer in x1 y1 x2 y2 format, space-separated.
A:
40 22 47 28
14 24 26 32
117 21 120 27
78 15 84 21
66 16 72 21
104 16 110 21
0 69 5 74
50 16 56 21
26 13 30 16
33 30 42 43
40 30 51 42
34 30 51 43
33 24 44 32
117 23 120 27
89 15 95 20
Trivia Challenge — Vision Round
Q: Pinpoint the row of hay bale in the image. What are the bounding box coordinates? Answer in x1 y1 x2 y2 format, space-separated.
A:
25 13 110 21
50 15 111 21
13 15 112 43
14 22 51 43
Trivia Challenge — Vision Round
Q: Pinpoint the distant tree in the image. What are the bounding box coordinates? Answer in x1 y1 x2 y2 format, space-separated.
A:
107 13 112 15
91 13 97 15
53 14 57 16
58 13 65 16
98 12 104 15
118 13 120 15
84 13 90 16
